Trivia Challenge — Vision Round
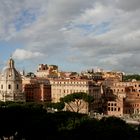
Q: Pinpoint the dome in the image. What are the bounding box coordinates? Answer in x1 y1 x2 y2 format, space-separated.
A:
0 58 22 81
1 68 22 81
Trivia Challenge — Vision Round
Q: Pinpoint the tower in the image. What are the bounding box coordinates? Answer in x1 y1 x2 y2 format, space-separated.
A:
0 57 25 102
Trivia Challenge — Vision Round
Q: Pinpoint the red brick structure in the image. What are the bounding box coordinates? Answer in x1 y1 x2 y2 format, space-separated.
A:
22 77 51 102
103 81 140 116
23 83 51 102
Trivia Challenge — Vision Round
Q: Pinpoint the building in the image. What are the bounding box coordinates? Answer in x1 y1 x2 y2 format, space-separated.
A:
0 57 25 102
124 84 140 115
103 71 123 82
23 83 51 102
50 79 102 113
22 76 51 102
35 64 58 78
106 98 123 116
103 81 140 116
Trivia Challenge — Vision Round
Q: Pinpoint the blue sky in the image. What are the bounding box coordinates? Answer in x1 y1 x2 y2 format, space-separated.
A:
0 0 140 74
0 42 23 67
14 9 37 31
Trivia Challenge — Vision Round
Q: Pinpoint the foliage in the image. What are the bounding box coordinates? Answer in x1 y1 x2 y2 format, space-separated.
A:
45 102 65 111
123 74 140 81
57 116 138 140
60 92 94 113
0 101 138 140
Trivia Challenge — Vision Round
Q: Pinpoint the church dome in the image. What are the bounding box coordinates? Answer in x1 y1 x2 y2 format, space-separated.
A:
0 58 22 81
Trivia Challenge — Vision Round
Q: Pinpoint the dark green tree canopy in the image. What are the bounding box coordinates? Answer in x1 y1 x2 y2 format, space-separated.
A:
45 102 65 111
0 101 138 140
60 92 94 113
123 74 140 81
60 92 94 103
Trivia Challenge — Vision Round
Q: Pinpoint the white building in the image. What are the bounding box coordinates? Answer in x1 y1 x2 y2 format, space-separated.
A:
0 57 25 102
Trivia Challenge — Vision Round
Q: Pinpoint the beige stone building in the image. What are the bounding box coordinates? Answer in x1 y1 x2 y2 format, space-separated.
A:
50 79 102 113
103 71 123 82
106 98 123 116
0 58 25 102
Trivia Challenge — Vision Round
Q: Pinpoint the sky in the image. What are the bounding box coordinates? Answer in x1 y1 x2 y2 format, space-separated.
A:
0 0 140 74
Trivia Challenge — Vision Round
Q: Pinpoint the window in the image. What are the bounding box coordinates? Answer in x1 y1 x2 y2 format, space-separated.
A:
1 85 3 89
8 84 11 89
17 84 19 89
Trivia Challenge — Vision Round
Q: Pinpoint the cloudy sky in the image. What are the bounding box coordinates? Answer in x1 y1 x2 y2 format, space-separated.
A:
0 0 140 73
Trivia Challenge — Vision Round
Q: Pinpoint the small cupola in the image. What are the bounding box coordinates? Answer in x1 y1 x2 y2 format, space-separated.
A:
7 57 15 68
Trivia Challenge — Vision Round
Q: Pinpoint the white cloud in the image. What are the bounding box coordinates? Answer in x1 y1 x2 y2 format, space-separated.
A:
1 0 140 73
13 49 44 60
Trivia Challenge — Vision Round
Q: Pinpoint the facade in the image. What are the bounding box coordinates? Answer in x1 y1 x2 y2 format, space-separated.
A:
35 64 58 78
0 58 25 102
106 98 123 116
124 85 140 114
103 81 140 116
103 71 123 82
22 77 51 102
23 83 51 102
50 79 102 113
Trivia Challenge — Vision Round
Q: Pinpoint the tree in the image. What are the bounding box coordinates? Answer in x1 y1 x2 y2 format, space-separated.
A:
123 74 140 81
45 102 65 112
60 92 94 113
